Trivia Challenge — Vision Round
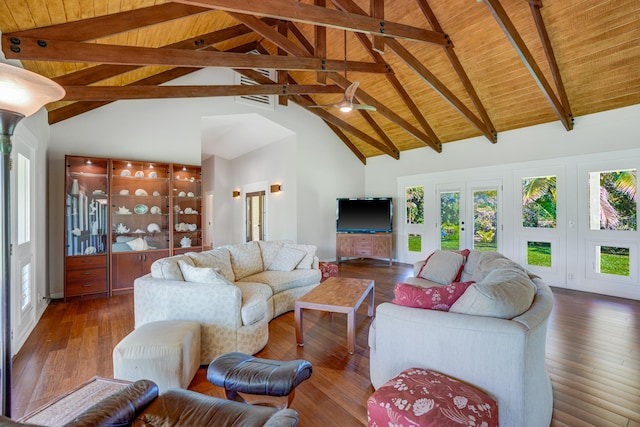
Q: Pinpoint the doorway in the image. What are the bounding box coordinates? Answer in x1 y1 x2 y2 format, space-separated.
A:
246 191 266 242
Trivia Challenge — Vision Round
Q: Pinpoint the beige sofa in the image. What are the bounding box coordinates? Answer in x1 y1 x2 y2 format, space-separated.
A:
369 250 554 427
134 240 321 365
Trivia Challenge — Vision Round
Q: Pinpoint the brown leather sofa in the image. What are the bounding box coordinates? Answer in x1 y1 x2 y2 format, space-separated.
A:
1 380 298 427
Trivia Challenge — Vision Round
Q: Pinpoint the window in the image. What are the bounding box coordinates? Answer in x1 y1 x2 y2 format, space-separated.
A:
408 234 422 252
589 169 637 231
595 245 630 277
18 153 30 244
406 186 424 225
20 262 31 311
527 241 552 267
522 176 556 228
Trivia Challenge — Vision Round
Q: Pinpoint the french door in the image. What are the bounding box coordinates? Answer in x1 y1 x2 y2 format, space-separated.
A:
437 182 501 253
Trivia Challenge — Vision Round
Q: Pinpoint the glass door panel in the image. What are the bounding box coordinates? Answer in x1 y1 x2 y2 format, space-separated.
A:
440 191 462 250
472 189 498 252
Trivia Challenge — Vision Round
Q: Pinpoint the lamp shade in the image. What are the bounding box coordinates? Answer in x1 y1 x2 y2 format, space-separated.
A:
0 62 65 117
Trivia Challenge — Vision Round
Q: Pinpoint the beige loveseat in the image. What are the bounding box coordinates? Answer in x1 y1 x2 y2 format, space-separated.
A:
369 250 554 427
134 240 321 365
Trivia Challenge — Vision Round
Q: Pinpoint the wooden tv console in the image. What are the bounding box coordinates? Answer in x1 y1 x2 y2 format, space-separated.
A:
336 232 393 266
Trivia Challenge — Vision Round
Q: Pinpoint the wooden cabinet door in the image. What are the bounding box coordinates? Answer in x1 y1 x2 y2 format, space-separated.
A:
111 252 143 293
371 234 392 258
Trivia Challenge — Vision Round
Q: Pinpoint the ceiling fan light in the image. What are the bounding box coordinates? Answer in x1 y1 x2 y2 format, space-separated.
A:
339 105 353 113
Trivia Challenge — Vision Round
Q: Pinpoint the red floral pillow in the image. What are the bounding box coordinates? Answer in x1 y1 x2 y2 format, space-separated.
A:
392 281 475 311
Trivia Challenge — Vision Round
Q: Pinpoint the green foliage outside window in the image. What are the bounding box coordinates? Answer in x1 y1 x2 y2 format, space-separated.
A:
406 186 424 224
523 176 556 228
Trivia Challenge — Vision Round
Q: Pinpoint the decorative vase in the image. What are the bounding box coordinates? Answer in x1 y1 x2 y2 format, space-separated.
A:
70 179 79 195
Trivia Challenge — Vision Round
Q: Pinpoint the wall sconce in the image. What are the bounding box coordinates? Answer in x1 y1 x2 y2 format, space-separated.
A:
0 62 65 417
270 184 282 193
233 190 241 198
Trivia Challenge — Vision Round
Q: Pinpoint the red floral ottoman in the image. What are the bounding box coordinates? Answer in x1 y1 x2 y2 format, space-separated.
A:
367 368 499 427
319 262 338 282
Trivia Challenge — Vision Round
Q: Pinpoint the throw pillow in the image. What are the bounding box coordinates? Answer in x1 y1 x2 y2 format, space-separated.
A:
417 250 466 285
178 260 233 285
285 243 316 269
268 247 307 272
151 255 194 281
225 241 263 280
186 247 235 282
450 266 536 319
392 281 475 311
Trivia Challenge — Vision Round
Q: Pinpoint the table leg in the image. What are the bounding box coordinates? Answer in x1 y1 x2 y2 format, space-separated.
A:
294 304 304 346
347 309 355 354
367 285 375 317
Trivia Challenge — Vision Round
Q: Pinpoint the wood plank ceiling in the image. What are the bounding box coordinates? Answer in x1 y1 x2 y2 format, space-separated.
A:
1 0 639 163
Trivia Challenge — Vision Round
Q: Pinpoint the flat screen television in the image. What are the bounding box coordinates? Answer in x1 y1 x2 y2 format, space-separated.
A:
336 198 393 233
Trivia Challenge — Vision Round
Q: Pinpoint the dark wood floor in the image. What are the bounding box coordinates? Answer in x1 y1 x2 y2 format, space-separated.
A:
10 260 640 426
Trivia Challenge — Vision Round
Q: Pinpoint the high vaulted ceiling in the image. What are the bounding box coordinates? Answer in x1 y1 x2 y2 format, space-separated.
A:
1 0 639 163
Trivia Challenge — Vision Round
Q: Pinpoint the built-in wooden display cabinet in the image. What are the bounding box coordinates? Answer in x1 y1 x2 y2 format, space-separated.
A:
64 156 203 299
172 164 203 255
335 233 393 266
110 160 171 294
64 156 110 300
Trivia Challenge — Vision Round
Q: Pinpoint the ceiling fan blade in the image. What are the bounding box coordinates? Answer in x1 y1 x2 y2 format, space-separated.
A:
344 81 360 102
353 104 377 111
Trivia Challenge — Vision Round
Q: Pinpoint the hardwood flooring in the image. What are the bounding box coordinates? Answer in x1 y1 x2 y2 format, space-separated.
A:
10 260 640 426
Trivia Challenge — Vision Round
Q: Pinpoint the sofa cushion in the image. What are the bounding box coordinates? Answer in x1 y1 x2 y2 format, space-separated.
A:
450 266 536 319
225 241 264 280
151 255 195 281
239 269 321 294
460 250 481 282
268 247 307 272
178 260 234 286
257 240 292 269
471 251 527 283
417 250 466 285
284 243 316 269
392 281 475 311
186 248 235 282
235 282 273 325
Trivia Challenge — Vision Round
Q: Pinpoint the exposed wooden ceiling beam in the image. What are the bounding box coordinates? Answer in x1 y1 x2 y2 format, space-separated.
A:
49 67 197 124
528 1 573 120
5 3 211 42
481 0 573 130
385 38 496 143
416 0 497 142
172 0 448 45
61 84 345 101
277 21 290 106
370 0 385 53
49 42 261 123
314 0 328 85
2 35 388 73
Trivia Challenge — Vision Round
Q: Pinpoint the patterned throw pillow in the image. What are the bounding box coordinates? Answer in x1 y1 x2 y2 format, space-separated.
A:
284 243 316 269
392 281 475 311
267 247 307 272
178 260 233 285
417 250 467 285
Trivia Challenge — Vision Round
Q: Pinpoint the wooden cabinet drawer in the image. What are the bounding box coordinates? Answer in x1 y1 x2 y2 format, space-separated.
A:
354 248 372 256
66 268 107 283
353 236 371 244
66 255 107 270
65 278 108 296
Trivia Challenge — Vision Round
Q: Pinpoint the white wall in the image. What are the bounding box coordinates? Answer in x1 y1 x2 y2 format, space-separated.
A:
47 67 364 296
366 104 640 300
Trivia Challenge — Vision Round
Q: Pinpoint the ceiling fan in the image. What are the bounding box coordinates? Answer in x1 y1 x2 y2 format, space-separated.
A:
309 31 377 113
310 81 377 112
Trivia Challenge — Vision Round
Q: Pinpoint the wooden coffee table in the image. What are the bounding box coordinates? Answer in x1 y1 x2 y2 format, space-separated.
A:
295 277 374 354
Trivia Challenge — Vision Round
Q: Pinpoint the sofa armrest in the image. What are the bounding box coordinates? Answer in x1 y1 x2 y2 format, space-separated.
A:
412 260 424 277
134 274 244 329
65 380 158 427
